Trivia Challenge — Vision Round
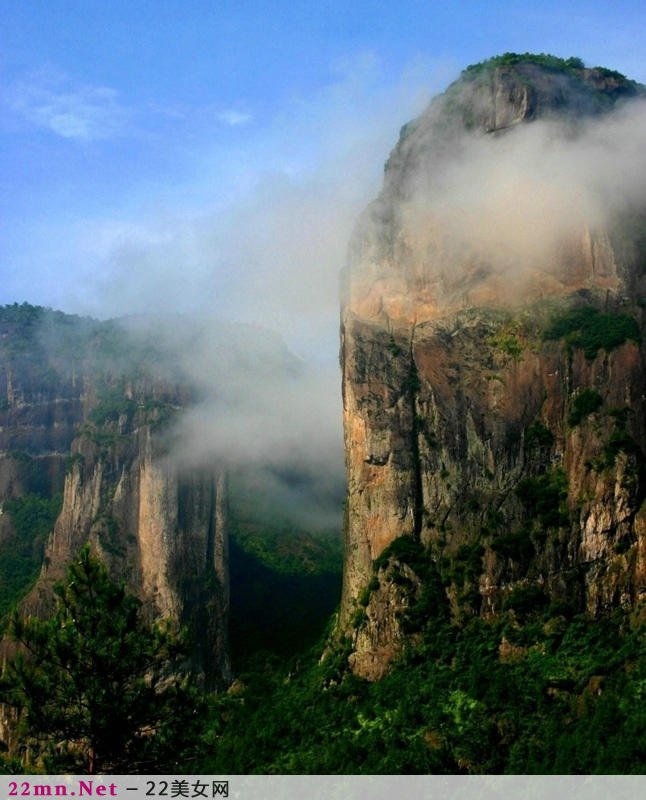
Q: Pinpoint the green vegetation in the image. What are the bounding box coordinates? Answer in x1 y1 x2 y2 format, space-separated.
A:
544 306 640 360
0 302 179 386
515 468 569 530
465 53 587 75
95 514 125 557
8 451 52 497
198 601 646 773
491 528 534 564
462 53 639 90
0 548 203 773
374 535 427 573
525 419 554 449
452 543 485 586
370 537 449 631
227 473 342 666
568 389 603 426
88 387 137 426
87 386 175 430
603 417 639 466
65 452 85 473
407 361 421 393
503 584 549 615
488 329 523 361
491 468 569 564
387 334 403 357
588 406 641 471
0 303 50 356
0 493 62 618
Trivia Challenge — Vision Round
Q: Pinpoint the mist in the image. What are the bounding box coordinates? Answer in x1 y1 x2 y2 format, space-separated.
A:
112 312 345 530
387 97 646 300
42 67 646 533
61 58 444 532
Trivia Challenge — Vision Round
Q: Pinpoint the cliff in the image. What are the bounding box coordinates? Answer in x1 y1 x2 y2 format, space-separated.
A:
0 305 230 688
340 55 646 679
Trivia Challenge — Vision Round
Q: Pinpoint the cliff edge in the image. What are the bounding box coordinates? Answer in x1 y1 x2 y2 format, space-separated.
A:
340 54 646 679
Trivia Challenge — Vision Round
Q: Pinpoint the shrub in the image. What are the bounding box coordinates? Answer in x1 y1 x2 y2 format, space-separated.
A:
374 536 426 573
503 584 549 614
515 468 569 529
489 331 523 360
603 426 639 464
491 529 534 563
544 306 639 360
453 543 485 583
387 335 402 357
525 419 554 449
568 389 603 426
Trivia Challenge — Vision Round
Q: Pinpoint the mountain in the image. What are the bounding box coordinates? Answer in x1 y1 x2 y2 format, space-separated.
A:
0 303 231 688
0 304 342 693
195 57 645 777
3 54 646 774
340 53 646 678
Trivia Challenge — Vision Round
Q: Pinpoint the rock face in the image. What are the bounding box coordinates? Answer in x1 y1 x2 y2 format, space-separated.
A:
22 406 230 688
0 306 230 688
340 56 646 680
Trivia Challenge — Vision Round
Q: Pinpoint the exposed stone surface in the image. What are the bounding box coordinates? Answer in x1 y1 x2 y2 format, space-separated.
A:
340 57 646 679
0 309 230 688
348 562 421 680
23 418 230 688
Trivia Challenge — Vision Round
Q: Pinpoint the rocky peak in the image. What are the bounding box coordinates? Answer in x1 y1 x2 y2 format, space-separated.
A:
339 55 646 680
387 54 643 175
344 55 646 330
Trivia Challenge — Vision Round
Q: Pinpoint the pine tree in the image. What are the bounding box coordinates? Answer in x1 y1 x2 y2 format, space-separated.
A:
0 547 204 773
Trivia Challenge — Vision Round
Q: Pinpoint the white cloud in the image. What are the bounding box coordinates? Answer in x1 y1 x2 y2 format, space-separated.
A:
21 53 448 525
218 109 253 126
5 71 126 141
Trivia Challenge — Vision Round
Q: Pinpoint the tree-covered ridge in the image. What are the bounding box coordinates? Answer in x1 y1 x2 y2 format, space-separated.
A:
0 302 171 380
0 305 185 625
466 52 586 74
462 52 639 88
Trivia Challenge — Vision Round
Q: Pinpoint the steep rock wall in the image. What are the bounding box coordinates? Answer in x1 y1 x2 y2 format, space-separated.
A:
340 58 646 679
0 307 230 688
23 417 230 687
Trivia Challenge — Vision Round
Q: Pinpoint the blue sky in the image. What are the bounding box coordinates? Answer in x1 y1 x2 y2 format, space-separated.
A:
2 0 646 355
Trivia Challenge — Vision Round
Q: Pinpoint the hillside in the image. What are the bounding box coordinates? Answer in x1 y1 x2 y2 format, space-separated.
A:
0 304 342 690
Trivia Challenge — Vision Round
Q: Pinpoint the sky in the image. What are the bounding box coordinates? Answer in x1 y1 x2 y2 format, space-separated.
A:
3 0 646 358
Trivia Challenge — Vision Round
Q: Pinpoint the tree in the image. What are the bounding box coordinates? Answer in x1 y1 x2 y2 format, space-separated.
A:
0 547 204 773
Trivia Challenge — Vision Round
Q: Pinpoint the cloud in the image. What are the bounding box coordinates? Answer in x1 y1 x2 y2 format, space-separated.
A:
349 93 646 317
113 312 345 530
35 53 447 528
5 70 127 141
218 109 253 126
78 52 440 348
